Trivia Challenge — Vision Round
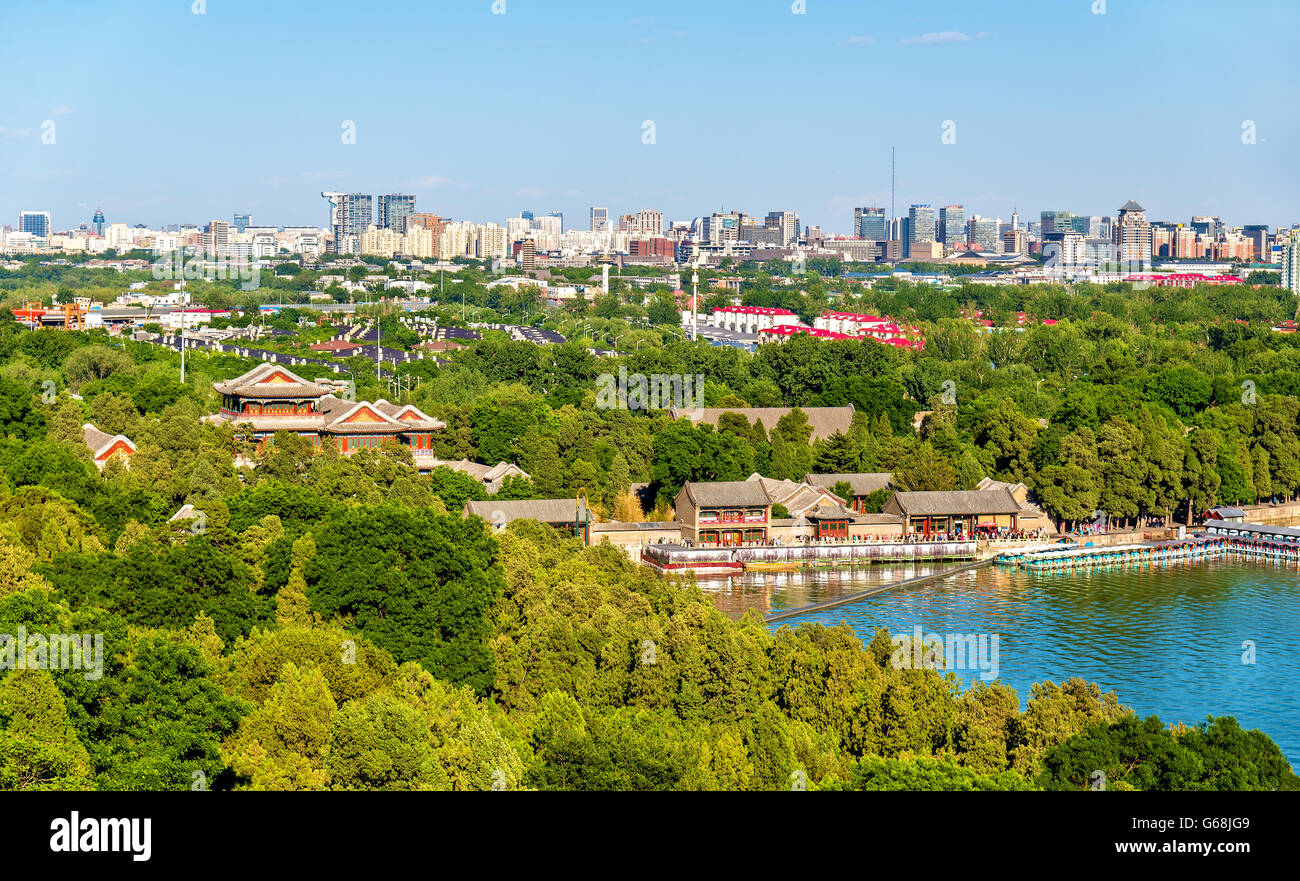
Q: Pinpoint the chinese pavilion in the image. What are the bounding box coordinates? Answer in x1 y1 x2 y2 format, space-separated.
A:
209 363 444 455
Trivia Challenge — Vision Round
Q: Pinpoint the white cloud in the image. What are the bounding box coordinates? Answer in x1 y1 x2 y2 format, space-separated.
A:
0 127 34 139
50 105 73 117
413 175 451 188
838 36 874 45
899 31 973 46
515 185 544 198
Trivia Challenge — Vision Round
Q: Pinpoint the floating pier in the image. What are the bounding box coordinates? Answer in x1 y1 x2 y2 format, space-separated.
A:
996 535 1300 571
644 539 977 576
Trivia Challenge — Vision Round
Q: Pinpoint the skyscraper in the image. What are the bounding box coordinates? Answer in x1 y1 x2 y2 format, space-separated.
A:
92 208 105 237
590 207 609 233
1191 215 1221 239
233 213 251 234
322 192 373 254
764 211 800 246
907 204 935 258
547 210 563 232
1040 211 1074 236
377 194 416 233
1281 231 1300 295
967 216 1001 252
18 211 51 238
633 209 664 236
1239 225 1269 261
1113 200 1151 269
855 207 886 240
204 220 230 257
939 205 965 249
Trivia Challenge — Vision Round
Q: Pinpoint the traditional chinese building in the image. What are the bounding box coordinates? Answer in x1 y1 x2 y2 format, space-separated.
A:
883 489 1022 536
208 362 444 457
674 480 772 546
82 423 135 470
464 498 592 542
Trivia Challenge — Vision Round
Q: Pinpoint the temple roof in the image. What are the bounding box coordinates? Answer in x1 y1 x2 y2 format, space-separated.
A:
82 422 135 457
212 362 332 399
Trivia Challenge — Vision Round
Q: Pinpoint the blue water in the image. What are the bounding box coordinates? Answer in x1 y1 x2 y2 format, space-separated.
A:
713 559 1300 766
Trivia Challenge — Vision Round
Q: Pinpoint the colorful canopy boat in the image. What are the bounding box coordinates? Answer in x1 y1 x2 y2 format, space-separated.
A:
996 534 1300 571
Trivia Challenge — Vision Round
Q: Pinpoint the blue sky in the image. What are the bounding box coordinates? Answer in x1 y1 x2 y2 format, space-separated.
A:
2 0 1297 234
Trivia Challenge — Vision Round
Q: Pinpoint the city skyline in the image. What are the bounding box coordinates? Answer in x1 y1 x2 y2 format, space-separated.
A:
6 191 1296 241
2 0 1297 233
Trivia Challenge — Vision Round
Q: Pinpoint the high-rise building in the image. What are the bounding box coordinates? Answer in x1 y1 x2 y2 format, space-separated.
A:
204 220 230 257
377 194 416 233
1011 209 1020 231
92 208 105 237
967 216 1000 252
1040 211 1073 237
1191 215 1222 239
404 225 437 259
1281 232 1300 295
407 213 449 238
521 210 534 221
764 211 800 246
855 207 886 240
1171 225 1199 259
18 211 51 238
359 225 404 259
534 215 562 250
1243 225 1270 262
703 212 747 245
906 204 935 258
547 210 563 232
939 205 965 250
322 192 373 254
1043 230 1087 272
1113 200 1151 269
477 223 508 259
438 222 474 260
232 213 251 234
590 207 609 233
1002 228 1026 255
633 209 664 236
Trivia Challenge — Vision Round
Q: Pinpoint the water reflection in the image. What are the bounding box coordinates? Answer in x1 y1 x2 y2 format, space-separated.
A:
696 560 971 617
701 558 1300 767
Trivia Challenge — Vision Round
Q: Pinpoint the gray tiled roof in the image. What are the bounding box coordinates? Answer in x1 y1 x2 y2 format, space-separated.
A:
679 480 772 507
464 499 590 524
673 406 856 441
887 489 1021 517
805 472 893 495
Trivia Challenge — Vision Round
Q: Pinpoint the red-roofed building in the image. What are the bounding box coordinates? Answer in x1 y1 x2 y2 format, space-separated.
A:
711 305 800 333
206 362 444 460
1124 273 1243 287
310 340 365 354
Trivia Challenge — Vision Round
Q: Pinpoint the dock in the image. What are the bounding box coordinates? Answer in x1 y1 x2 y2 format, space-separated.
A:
644 538 978 576
996 534 1300 571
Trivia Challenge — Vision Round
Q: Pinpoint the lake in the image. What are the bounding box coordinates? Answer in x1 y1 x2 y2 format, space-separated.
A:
698 558 1300 766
